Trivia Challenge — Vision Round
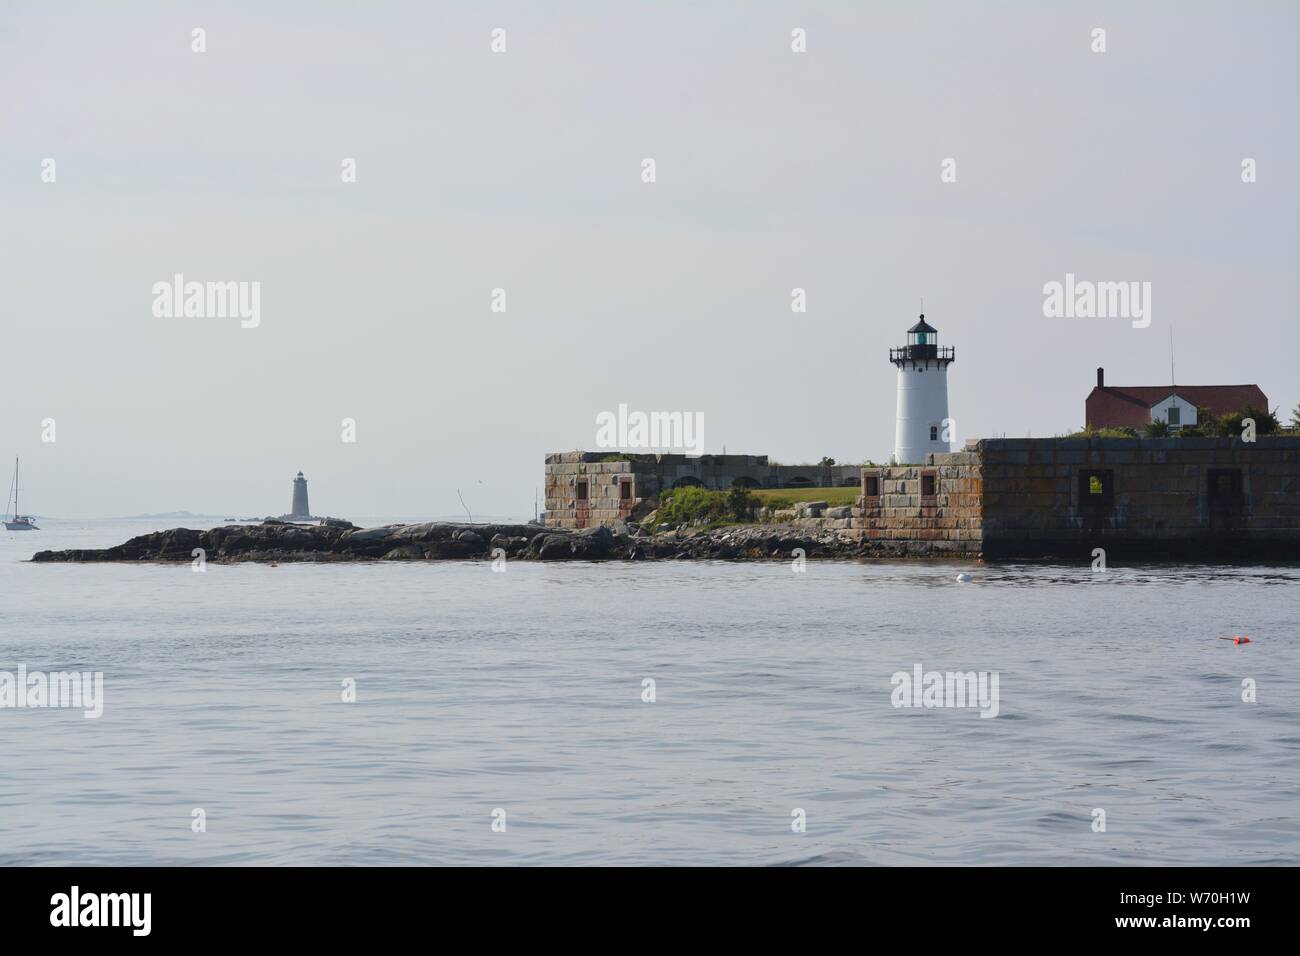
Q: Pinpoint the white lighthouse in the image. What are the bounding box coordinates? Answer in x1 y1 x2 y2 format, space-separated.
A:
891 314 955 464
290 471 311 519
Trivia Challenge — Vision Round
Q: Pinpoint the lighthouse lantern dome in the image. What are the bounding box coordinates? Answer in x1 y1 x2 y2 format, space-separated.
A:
907 315 938 347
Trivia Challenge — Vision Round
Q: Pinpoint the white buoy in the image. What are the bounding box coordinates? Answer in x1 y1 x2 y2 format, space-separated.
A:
955 572 972 583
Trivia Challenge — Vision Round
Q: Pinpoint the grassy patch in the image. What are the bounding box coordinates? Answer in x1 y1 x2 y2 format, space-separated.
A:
752 486 859 509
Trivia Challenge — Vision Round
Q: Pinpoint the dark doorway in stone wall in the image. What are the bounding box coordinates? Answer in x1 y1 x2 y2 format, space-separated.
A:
575 479 590 529
1207 468 1245 529
785 476 816 488
1208 468 1243 507
1078 470 1114 509
1077 469 1114 533
921 472 938 498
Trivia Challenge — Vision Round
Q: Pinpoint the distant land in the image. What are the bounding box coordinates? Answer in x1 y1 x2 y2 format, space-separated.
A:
117 511 222 520
4 513 226 522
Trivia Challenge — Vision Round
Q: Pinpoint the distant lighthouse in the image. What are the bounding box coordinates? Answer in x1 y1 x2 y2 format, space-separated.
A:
890 314 955 464
290 471 311 519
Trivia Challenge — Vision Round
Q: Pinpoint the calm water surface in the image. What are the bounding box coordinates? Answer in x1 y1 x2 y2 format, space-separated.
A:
2 518 1297 865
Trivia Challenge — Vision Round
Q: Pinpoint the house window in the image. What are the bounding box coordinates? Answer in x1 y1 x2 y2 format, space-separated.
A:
619 480 632 500
1207 469 1243 508
863 476 879 497
1079 470 1114 508
929 425 938 441
1168 406 1181 425
921 473 937 497
576 481 588 501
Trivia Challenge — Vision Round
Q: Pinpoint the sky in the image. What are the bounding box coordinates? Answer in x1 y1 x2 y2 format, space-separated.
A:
2 1 1297 519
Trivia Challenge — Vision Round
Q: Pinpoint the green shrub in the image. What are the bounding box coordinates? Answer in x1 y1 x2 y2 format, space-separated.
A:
1215 405 1280 438
725 485 758 521
655 486 758 527
1065 425 1140 439
1068 407 1286 439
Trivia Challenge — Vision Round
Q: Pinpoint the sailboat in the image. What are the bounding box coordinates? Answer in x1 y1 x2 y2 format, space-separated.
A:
5 458 38 530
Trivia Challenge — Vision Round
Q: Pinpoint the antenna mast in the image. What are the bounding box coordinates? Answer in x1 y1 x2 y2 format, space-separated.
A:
1169 326 1176 388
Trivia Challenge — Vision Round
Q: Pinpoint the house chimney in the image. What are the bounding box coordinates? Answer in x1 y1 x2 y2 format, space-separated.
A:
1096 367 1104 388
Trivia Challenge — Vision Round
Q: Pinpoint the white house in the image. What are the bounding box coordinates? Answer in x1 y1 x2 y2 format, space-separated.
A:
1149 393 1198 429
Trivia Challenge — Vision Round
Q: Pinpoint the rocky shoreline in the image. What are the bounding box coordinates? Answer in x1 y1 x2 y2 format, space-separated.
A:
29 519 966 564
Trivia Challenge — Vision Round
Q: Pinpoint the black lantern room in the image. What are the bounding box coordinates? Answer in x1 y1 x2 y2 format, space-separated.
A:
890 314 955 367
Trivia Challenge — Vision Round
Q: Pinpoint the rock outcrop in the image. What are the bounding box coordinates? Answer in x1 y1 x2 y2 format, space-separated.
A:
29 520 947 564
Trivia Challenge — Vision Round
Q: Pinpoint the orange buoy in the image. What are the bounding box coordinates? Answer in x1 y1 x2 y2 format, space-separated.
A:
1218 635 1252 645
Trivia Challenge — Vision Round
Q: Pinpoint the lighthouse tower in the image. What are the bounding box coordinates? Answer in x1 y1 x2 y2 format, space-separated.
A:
890 314 955 464
290 471 311 519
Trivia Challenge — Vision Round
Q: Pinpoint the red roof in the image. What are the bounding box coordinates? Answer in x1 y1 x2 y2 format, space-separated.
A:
1086 384 1268 429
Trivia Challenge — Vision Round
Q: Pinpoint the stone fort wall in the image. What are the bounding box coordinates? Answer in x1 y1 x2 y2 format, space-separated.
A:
543 451 861 530
976 436 1300 559
542 441 1300 560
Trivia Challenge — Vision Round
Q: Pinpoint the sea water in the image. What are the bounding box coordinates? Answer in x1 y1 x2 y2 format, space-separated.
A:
2 518 1296 865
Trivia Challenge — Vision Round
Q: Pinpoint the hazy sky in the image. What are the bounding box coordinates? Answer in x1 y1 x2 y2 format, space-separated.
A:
3 1 1297 518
